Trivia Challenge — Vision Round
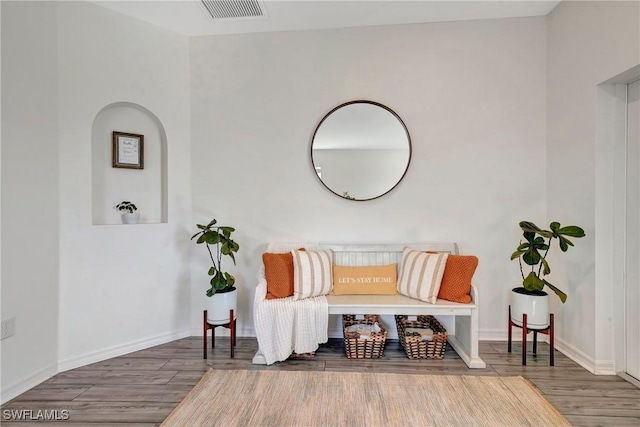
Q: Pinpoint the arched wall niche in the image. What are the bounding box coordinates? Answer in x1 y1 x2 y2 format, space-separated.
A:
91 102 168 225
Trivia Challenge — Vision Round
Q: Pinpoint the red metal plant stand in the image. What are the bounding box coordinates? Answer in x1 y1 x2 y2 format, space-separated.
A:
508 305 554 366
203 309 236 359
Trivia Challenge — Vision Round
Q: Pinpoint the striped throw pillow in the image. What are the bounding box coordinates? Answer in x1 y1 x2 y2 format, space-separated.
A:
397 248 449 304
292 249 333 300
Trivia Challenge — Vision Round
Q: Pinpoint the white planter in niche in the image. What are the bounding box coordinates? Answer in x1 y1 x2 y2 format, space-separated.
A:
121 212 140 224
206 288 237 325
510 287 549 329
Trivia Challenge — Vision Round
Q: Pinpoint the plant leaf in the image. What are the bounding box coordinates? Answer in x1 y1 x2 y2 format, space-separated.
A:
219 227 235 238
221 242 230 255
557 225 585 238
523 271 545 292
520 221 543 233
523 231 536 243
558 237 570 252
205 232 220 245
533 236 545 245
543 279 567 303
540 257 550 275
522 249 541 266
520 221 553 238
224 272 235 285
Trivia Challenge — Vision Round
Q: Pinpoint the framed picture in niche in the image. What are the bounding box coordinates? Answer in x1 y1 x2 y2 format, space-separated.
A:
112 131 144 169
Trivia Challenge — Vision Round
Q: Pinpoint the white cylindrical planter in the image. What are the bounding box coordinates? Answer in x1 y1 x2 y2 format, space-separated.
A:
511 288 549 329
121 212 140 224
206 288 237 325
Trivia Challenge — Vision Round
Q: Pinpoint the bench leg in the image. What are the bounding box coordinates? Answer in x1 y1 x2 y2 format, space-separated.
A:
449 314 486 368
252 349 267 364
447 286 486 369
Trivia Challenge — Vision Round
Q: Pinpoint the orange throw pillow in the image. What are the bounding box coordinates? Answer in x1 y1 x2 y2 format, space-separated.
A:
437 255 478 303
263 252 295 299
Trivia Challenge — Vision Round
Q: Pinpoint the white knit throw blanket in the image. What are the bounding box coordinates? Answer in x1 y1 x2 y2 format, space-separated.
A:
254 275 329 365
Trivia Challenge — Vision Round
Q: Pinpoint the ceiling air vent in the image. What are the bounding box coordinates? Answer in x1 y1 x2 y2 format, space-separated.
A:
199 0 267 20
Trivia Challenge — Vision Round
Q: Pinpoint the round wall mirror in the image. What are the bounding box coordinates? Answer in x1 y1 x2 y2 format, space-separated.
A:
311 100 411 201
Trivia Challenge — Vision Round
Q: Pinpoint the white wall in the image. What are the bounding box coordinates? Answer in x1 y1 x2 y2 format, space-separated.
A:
1 1 60 401
54 2 192 370
4 1 633 401
547 1 640 372
189 17 548 338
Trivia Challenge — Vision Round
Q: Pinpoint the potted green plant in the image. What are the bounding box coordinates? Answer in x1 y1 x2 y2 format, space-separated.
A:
114 201 139 224
191 219 240 325
510 221 585 328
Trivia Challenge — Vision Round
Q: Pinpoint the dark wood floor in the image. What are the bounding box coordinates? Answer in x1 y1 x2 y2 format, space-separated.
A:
2 336 639 426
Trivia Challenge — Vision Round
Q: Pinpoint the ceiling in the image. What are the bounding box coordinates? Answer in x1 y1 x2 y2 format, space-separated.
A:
91 0 561 37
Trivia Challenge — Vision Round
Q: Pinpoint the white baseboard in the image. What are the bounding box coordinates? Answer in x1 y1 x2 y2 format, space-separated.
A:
618 372 640 387
214 328 544 341
480 329 510 341
481 330 615 374
1 363 58 405
58 328 191 373
594 359 616 375
479 328 550 342
554 336 615 375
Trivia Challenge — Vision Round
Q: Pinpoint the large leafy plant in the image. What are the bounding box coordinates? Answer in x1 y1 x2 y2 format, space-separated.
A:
510 221 585 303
191 219 240 296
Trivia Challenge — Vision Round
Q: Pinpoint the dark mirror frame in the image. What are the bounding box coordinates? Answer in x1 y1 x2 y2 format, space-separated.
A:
310 100 412 201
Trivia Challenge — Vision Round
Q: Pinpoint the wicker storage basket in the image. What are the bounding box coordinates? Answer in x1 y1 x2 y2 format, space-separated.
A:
342 314 387 359
289 352 315 360
395 315 448 359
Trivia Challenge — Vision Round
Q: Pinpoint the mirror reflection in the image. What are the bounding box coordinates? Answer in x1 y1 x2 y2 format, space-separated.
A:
311 101 411 201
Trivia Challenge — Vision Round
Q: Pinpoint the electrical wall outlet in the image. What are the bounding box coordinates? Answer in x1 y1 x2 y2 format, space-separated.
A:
1 317 16 340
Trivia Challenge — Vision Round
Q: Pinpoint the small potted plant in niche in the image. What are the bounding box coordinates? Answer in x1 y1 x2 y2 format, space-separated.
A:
114 201 139 224
510 221 585 328
191 218 240 325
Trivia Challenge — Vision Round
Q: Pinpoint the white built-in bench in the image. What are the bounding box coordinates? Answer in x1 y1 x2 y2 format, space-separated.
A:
253 243 485 369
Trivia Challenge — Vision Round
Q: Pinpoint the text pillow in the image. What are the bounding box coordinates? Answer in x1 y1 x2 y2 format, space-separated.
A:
332 264 398 295
437 255 478 303
262 252 295 300
292 249 333 300
397 248 449 304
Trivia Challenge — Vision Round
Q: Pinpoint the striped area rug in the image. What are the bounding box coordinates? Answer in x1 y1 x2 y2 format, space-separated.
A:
161 369 570 426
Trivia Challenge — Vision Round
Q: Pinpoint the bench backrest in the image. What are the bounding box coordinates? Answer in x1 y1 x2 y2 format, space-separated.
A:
266 243 459 269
